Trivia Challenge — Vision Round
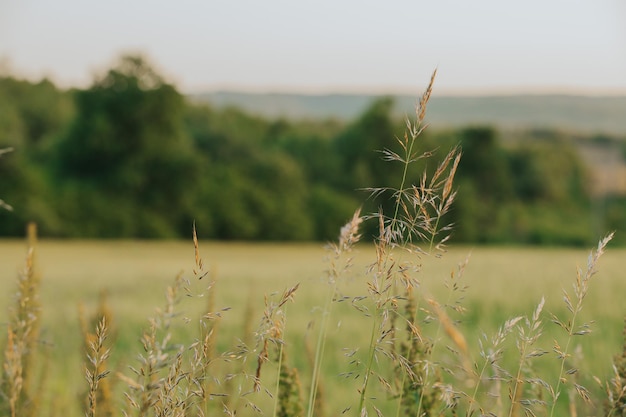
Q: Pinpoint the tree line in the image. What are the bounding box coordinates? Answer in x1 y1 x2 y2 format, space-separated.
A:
1 55 625 245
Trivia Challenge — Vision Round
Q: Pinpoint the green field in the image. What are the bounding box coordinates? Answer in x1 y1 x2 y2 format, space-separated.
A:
1 239 625 416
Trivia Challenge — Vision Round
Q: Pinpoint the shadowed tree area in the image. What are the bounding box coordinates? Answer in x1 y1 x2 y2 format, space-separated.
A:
53 55 199 237
0 54 624 245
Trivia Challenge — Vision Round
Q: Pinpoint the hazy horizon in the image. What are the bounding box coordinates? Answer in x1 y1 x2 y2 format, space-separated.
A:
192 85 626 97
4 68 626 98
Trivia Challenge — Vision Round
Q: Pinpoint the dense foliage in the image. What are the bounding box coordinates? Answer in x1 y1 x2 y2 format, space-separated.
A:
1 55 625 244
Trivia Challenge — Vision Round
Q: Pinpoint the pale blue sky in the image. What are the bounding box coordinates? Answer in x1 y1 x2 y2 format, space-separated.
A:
1 0 625 94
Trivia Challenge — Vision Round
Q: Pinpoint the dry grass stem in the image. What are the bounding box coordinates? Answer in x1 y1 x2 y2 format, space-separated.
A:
84 317 112 417
1 222 42 417
307 208 363 417
548 232 614 417
80 293 115 417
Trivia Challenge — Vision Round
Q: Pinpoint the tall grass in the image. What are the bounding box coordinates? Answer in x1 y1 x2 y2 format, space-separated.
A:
0 74 621 417
1 223 42 417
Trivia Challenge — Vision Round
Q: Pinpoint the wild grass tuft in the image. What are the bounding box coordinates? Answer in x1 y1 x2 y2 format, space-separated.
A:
352 69 463 417
84 317 111 417
1 223 43 417
307 208 363 417
80 292 114 417
605 318 626 416
548 232 614 416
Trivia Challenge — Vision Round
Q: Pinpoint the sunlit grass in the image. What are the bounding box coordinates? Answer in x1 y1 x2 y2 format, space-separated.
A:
1 239 624 416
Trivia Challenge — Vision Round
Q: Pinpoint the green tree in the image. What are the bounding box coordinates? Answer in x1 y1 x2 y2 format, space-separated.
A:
456 126 513 200
0 76 73 236
55 55 199 237
509 141 589 204
334 97 402 190
0 149 60 235
0 77 73 149
0 147 14 212
449 127 514 242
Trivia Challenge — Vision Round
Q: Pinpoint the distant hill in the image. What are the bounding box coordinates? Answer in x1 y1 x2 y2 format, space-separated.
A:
190 92 626 135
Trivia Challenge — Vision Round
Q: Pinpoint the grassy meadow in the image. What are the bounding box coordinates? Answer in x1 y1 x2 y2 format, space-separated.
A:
3 74 626 417
1 237 625 416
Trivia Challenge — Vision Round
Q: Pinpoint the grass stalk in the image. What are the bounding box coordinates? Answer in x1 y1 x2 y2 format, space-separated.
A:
357 309 382 414
359 69 462 417
466 316 522 415
507 297 546 417
549 232 614 417
306 280 338 417
307 209 362 417
606 318 626 417
84 317 111 417
273 341 285 417
1 222 42 417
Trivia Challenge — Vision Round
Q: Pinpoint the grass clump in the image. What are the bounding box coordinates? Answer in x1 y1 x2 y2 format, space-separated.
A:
605 318 626 416
84 316 112 417
344 69 465 417
1 223 43 417
0 73 622 417
80 292 115 417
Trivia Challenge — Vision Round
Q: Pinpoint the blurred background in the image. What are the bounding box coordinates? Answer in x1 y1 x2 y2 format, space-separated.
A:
1 0 625 245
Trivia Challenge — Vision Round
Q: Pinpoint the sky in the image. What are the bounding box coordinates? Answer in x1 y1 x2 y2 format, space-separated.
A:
1 0 625 95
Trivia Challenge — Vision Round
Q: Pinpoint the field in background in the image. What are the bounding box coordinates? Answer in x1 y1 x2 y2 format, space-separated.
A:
1 239 625 416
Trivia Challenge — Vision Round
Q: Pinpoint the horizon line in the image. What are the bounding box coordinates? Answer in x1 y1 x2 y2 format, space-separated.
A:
185 85 626 98
4 70 625 98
